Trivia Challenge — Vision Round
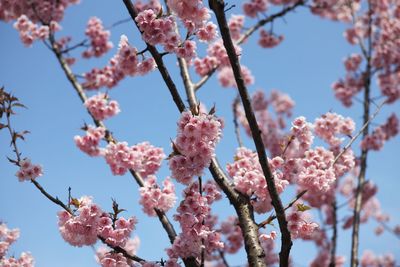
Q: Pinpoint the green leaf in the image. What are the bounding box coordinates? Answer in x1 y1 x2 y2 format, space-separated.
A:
296 203 311 212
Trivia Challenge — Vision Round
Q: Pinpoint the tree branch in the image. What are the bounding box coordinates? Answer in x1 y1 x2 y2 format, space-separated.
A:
209 1 291 266
258 190 307 229
332 99 386 165
350 1 373 265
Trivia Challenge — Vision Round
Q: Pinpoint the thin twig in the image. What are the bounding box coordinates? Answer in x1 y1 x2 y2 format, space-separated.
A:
258 190 307 228
232 95 244 147
99 236 147 263
332 99 386 165
219 250 230 267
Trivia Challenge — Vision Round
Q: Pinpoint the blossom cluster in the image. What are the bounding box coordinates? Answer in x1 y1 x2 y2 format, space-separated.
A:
287 210 319 239
314 112 355 147
0 0 79 24
2 0 79 46
74 126 106 157
228 15 245 41
13 15 50 46
82 17 113 58
57 196 136 247
361 113 399 151
139 175 176 216
259 232 279 265
83 35 156 90
169 110 223 184
258 29 284 49
15 158 43 182
84 93 121 121
168 0 210 30
104 141 165 177
219 216 243 254
74 124 165 177
227 147 288 213
193 40 249 87
360 250 395 267
168 182 223 260
0 223 20 258
0 222 34 267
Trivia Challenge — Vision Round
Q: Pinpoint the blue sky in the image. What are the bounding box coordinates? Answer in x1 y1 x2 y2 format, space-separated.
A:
0 1 399 266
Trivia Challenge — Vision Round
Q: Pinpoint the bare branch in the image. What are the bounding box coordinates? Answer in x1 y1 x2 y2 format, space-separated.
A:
258 190 307 229
232 95 244 147
332 99 386 165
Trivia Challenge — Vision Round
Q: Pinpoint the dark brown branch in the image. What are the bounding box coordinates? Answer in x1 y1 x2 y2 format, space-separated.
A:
60 39 89 54
31 179 73 214
209 1 292 266
99 236 147 263
350 1 373 266
233 95 244 147
328 200 338 267
219 250 230 267
258 190 307 229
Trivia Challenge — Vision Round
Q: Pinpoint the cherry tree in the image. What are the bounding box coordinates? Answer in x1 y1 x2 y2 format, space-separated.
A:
0 0 399 267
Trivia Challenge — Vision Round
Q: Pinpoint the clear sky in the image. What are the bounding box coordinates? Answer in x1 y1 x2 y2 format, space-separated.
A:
0 1 399 267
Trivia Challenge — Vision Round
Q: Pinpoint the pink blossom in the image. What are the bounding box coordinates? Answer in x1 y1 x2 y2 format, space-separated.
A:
0 223 20 258
58 196 102 247
82 17 113 58
168 182 223 260
74 126 105 157
169 111 223 184
139 176 177 216
227 147 288 213
197 22 218 42
344 53 363 72
0 252 35 267
287 210 319 239
15 158 43 182
104 141 165 177
167 0 210 30
314 112 355 147
228 15 245 41
220 216 243 254
84 93 120 121
217 65 254 88
243 0 268 18
258 29 284 48
361 114 399 151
